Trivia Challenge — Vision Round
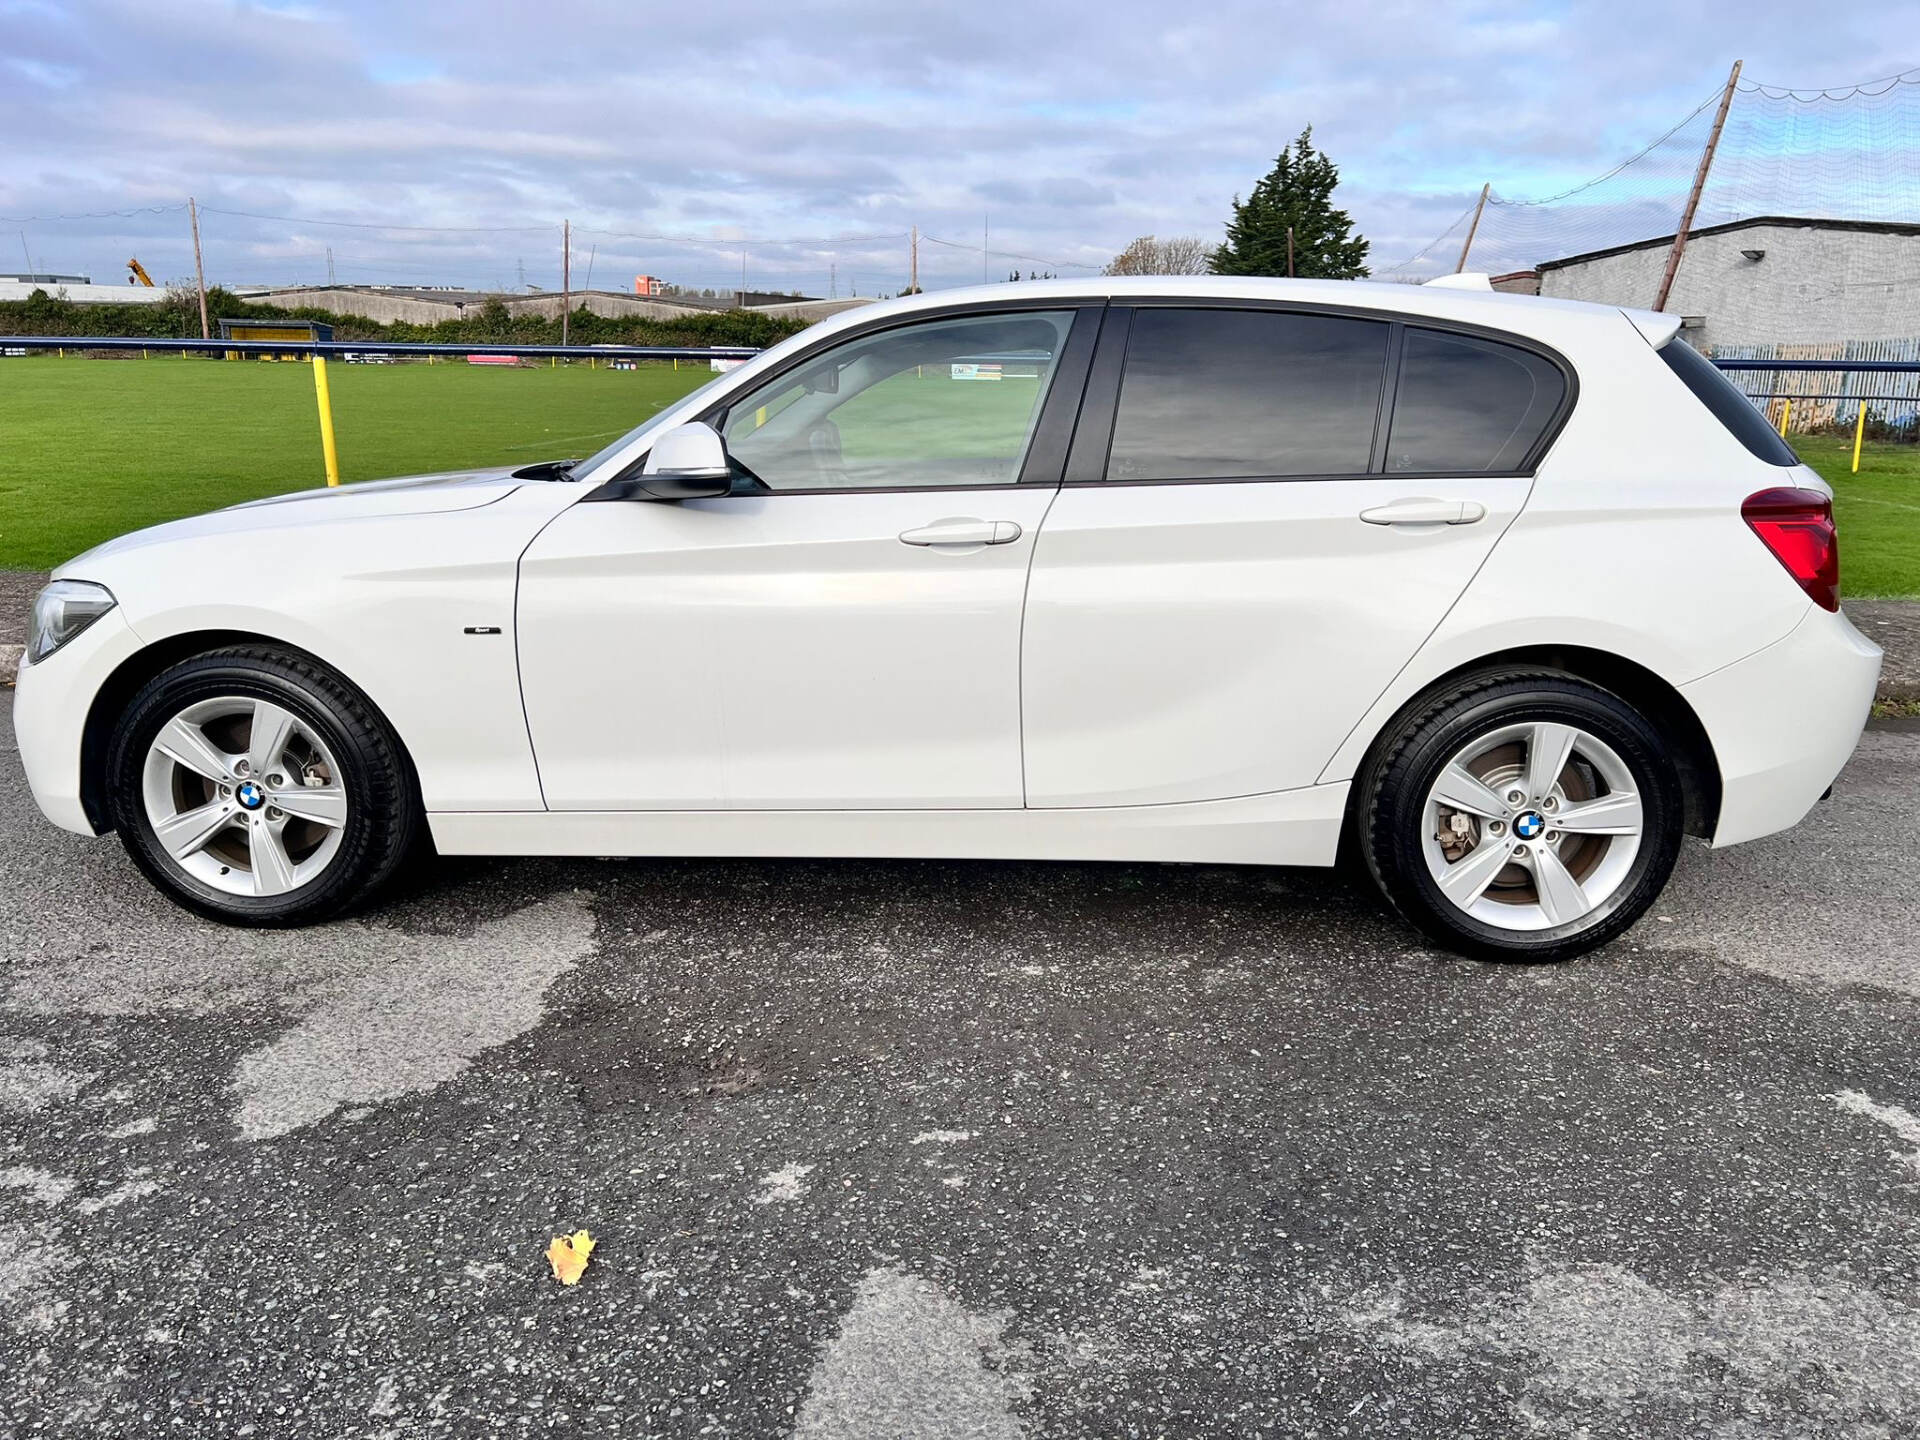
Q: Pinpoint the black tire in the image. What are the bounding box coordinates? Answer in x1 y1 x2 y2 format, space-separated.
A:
1359 670 1684 963
105 646 419 927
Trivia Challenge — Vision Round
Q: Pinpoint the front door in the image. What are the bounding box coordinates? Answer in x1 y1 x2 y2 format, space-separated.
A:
518 306 1094 810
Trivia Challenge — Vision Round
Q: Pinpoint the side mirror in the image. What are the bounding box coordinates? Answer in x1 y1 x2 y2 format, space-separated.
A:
637 422 732 500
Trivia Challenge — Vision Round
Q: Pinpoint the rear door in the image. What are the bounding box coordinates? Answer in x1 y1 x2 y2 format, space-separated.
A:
1021 304 1569 808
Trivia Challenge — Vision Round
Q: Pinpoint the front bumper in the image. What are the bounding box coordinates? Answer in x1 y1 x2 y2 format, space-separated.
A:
1682 603 1882 848
12 607 146 836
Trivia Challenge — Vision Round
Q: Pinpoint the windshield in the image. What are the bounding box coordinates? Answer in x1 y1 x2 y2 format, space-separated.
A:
569 369 734 479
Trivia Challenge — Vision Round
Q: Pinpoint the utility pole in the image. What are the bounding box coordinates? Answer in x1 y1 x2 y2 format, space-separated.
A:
829 261 837 299
1286 226 1295 278
561 219 571 346
325 245 335 286
188 196 209 339
1455 183 1491 272
1656 59 1743 313
909 224 918 293
583 244 596 292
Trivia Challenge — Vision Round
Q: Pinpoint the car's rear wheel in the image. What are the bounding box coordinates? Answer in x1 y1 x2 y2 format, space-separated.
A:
105 646 418 926
1360 671 1684 962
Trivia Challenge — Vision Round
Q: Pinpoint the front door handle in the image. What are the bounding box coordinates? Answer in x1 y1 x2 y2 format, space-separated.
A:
899 519 1023 547
1359 497 1488 526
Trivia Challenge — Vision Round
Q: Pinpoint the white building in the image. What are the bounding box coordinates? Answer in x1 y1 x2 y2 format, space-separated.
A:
1525 217 1920 352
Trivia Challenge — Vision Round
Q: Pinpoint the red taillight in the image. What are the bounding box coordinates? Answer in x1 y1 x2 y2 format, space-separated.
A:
1742 487 1839 612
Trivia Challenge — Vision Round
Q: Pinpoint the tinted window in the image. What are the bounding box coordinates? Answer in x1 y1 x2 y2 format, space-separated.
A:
1106 308 1389 480
1658 337 1798 466
722 311 1074 490
1386 328 1568 473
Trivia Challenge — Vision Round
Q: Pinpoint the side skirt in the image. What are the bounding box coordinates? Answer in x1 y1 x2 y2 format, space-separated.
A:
427 783 1350 866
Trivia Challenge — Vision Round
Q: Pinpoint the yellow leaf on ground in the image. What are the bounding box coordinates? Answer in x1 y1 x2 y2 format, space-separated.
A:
546 1229 595 1285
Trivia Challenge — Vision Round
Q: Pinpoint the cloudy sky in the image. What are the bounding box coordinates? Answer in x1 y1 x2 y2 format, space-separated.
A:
1 0 1911 297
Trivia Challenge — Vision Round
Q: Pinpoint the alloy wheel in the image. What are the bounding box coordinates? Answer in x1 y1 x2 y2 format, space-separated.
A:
1420 720 1644 933
140 695 350 898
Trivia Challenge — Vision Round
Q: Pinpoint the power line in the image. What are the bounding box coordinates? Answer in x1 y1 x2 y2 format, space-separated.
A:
575 226 905 247
198 207 559 233
0 202 189 223
919 233 1102 272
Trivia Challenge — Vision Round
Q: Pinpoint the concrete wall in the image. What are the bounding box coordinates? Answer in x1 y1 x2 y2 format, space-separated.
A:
1538 223 1920 351
750 297 877 322
0 281 171 305
243 288 714 325
498 292 709 321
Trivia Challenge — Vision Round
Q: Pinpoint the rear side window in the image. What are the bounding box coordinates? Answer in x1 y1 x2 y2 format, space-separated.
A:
1386 327 1569 473
1658 338 1798 466
1106 308 1389 480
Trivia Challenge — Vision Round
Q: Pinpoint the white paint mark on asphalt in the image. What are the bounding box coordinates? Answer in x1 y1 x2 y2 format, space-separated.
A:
0 1041 90 1114
754 1162 814 1204
230 894 597 1140
1349 1262 1920 1425
911 1129 976 1145
1832 1088 1920 1171
105 1117 156 1138
74 1175 162 1215
793 1267 1027 1440
0 1222 71 1332
0 1167 75 1207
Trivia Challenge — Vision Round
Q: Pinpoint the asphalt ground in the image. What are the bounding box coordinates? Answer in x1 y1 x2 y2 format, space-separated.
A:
5 686 1920 1436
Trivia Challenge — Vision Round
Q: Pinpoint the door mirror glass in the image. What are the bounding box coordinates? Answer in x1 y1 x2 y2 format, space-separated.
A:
638 422 732 500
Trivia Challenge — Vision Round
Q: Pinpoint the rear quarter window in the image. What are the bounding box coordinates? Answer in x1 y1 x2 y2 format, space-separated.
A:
1658 338 1799 466
1385 327 1569 474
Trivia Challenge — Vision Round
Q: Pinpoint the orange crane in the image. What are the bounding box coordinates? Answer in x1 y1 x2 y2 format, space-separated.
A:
126 258 156 287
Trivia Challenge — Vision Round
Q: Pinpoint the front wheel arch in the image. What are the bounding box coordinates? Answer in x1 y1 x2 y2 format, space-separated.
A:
78 630 421 836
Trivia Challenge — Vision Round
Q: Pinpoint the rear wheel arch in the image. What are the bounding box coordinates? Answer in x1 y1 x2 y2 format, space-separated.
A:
78 631 421 835
1343 645 1721 848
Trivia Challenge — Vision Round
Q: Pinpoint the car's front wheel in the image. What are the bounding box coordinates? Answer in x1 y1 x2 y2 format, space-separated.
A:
1360 671 1684 962
105 646 418 926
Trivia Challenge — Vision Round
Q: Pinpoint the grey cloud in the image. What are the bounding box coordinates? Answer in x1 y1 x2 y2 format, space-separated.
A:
0 0 1897 292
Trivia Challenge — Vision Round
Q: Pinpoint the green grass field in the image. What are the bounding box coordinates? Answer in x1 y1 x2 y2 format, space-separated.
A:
1791 435 1920 599
2 357 1917 595
0 356 716 569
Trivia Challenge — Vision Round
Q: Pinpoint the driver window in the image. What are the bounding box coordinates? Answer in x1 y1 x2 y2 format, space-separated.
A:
722 310 1076 491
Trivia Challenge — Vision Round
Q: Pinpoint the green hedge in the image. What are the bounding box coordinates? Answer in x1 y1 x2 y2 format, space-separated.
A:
0 286 810 349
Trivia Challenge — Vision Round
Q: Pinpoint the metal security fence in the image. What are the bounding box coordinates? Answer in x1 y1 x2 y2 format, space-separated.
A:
0 336 760 362
1712 343 1920 434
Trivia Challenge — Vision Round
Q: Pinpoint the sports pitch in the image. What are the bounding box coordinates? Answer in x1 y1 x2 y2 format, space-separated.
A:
1 357 1914 596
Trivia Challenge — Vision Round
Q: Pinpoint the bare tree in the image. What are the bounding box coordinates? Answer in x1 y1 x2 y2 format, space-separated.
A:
1104 234 1212 276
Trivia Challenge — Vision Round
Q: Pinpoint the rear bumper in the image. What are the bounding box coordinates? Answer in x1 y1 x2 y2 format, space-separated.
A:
12 607 144 836
1682 604 1881 848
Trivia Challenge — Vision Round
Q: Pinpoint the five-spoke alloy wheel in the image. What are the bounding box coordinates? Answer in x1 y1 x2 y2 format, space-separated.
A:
1361 671 1684 962
107 646 418 926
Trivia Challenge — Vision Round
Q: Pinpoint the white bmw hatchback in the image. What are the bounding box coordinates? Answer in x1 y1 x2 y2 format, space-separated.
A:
16 277 1881 959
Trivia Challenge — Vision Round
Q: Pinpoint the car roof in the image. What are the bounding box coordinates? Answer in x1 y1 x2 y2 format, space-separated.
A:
810 275 1678 349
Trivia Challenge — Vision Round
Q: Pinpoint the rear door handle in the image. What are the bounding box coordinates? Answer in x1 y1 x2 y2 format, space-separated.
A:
899 519 1022 546
1359 497 1488 526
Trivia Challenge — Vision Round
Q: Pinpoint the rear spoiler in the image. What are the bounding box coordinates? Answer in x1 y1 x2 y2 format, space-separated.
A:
1622 307 1683 347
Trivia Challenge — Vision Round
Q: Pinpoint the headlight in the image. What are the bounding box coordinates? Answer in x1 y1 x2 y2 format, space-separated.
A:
27 580 117 663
